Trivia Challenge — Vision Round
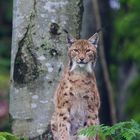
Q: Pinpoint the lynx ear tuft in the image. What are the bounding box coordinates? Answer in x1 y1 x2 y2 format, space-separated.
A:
63 29 76 45
88 33 99 48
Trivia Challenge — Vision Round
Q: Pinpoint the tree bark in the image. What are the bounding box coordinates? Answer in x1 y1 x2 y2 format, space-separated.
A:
10 0 83 139
92 0 117 124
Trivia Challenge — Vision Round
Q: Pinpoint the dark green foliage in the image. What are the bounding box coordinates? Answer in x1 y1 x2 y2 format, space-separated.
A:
126 78 140 122
112 0 140 62
80 120 140 140
0 0 12 88
0 0 12 132
111 0 140 123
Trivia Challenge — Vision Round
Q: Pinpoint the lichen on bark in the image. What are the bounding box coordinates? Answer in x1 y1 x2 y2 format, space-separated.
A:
10 0 83 139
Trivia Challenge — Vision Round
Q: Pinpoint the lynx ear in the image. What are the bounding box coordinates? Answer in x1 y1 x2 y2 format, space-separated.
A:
88 33 99 48
63 29 76 45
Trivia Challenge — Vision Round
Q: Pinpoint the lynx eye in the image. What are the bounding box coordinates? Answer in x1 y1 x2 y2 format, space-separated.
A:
86 49 90 53
73 49 78 52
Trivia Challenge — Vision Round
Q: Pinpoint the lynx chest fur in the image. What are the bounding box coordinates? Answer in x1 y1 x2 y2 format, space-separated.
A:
51 32 100 140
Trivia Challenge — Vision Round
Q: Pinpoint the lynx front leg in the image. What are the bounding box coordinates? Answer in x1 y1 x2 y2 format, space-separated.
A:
58 121 71 140
85 110 100 140
78 117 99 140
57 109 71 140
51 112 58 140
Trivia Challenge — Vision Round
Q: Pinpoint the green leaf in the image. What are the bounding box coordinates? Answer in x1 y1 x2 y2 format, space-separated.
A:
0 136 6 140
0 132 20 140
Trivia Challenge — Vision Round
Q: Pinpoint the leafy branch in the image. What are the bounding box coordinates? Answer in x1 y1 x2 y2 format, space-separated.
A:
80 120 140 140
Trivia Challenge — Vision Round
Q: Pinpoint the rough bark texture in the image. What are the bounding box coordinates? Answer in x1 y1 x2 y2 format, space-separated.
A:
10 0 83 139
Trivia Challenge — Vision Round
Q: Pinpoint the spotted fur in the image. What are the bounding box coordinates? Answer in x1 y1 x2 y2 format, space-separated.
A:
51 33 100 140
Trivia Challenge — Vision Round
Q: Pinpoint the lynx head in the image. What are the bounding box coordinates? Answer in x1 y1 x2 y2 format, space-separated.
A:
65 31 99 73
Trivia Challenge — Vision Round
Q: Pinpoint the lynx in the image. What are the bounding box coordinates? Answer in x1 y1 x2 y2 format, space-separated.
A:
51 31 100 140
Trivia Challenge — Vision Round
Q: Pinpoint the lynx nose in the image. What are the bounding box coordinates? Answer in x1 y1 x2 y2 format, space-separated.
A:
80 58 84 62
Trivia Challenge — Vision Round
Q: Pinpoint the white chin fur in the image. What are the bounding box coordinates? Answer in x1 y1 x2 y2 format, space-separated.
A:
86 62 93 73
70 61 94 73
70 61 77 72
78 64 85 68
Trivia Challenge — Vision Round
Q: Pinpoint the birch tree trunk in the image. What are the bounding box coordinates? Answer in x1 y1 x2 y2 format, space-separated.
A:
10 0 83 139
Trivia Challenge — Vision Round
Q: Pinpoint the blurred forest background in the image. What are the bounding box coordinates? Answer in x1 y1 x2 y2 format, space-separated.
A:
0 0 140 133
0 0 12 131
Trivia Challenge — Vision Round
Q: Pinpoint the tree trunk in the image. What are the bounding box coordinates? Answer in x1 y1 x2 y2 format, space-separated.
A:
92 0 117 124
10 0 83 139
117 63 138 121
